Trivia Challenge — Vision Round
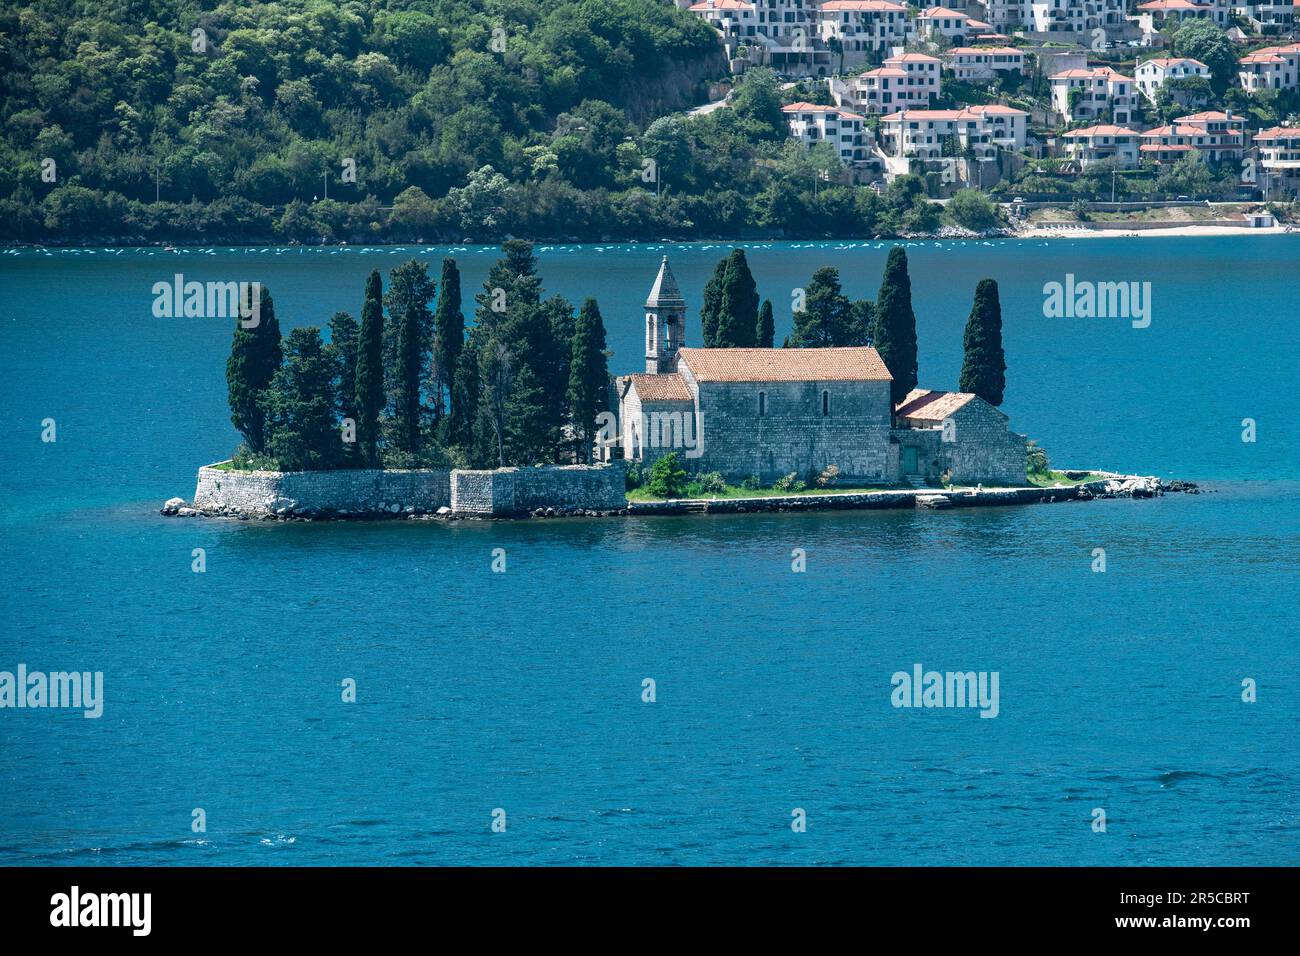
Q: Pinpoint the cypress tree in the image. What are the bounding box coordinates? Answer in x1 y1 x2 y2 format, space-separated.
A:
263 326 337 471
715 249 759 347
446 339 478 453
326 311 360 467
226 286 282 454
958 278 1007 406
432 258 463 424
756 299 775 349
872 246 918 405
567 298 610 464
354 270 384 467
384 260 436 457
699 256 727 348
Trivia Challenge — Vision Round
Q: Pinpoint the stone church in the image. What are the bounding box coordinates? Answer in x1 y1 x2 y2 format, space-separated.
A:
610 257 1027 486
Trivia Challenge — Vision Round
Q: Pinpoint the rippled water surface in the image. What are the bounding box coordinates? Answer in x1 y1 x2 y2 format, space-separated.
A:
1 238 1297 865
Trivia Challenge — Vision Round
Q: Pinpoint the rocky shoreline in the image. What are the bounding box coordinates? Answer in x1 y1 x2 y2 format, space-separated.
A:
162 471 1195 522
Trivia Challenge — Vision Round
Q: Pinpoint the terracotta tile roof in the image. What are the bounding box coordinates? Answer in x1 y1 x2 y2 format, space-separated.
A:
894 389 978 421
1137 0 1201 9
688 0 754 9
887 53 942 63
1061 124 1141 138
918 7 968 18
820 0 906 9
628 373 693 403
678 347 892 383
947 46 1021 56
881 105 1028 121
1254 126 1300 141
1176 110 1237 122
783 102 868 121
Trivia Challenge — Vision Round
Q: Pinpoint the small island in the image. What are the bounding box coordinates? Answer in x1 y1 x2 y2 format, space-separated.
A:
165 241 1176 520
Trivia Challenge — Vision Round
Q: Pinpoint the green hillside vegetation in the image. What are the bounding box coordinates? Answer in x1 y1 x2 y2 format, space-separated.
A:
0 0 942 243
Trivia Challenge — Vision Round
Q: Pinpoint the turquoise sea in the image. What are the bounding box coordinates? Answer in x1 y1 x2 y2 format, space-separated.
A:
1 237 1297 865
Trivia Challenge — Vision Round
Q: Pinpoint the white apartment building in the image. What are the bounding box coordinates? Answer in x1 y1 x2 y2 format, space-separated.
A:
879 104 1030 164
917 7 973 43
944 46 1027 81
830 52 942 113
1058 125 1142 168
1134 57 1210 105
1171 110 1247 162
1030 0 1126 36
815 0 913 65
1253 126 1300 195
689 0 912 74
1134 0 1233 31
782 102 875 165
1238 43 1300 93
1050 67 1137 125
1233 0 1295 31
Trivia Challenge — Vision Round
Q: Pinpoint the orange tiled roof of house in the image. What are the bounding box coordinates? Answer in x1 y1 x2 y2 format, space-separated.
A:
894 389 978 421
881 104 1028 121
820 0 907 9
627 374 693 403
783 102 868 121
1254 126 1300 141
918 6 968 17
1061 124 1141 138
688 0 754 9
948 46 1021 56
678 347 892 383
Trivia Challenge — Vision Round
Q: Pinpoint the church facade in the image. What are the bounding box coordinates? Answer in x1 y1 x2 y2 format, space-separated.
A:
611 257 1027 487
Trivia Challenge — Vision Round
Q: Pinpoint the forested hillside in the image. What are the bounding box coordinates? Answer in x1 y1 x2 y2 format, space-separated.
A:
0 0 760 242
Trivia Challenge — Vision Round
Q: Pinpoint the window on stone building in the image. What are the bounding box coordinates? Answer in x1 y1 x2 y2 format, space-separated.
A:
759 391 766 417
822 390 830 417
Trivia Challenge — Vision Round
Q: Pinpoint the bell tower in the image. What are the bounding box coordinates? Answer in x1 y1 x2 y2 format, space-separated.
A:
645 256 686 374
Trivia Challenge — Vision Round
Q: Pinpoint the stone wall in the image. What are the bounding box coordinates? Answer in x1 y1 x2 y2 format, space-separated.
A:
890 402 1027 485
691 379 895 483
193 465 451 516
451 463 627 516
193 462 626 518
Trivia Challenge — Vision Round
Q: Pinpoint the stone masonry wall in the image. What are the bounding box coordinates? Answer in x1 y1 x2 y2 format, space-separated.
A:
451 463 627 515
693 379 894 483
195 463 625 517
193 465 451 516
889 402 1027 486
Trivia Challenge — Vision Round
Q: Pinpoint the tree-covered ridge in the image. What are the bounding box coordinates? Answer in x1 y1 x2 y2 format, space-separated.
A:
0 0 731 240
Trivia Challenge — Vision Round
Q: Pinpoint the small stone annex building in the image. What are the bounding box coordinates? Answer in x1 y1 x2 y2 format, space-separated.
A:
608 257 1027 487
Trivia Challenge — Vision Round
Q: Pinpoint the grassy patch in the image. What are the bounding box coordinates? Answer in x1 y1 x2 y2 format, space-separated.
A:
1026 470 1105 487
627 482 911 502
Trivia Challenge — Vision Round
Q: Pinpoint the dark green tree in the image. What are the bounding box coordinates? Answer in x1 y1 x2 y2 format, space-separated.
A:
567 297 610 463
872 247 918 404
354 270 385 467
848 299 874 346
326 310 360 467
384 260 436 456
790 267 853 347
756 298 775 349
226 286 282 453
263 326 338 471
700 249 759 347
958 279 1006 407
717 249 760 347
503 364 549 465
432 257 463 424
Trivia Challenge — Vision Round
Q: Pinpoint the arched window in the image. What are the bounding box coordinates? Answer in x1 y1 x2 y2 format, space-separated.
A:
822 390 830 417
758 391 766 417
